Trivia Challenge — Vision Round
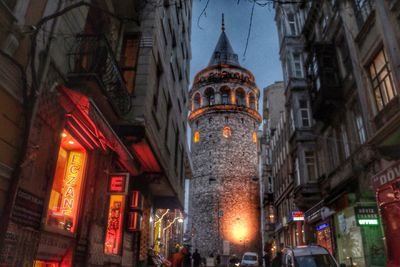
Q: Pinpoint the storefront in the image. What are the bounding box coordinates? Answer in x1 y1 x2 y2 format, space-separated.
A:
304 201 335 254
333 199 386 267
371 161 400 267
315 222 334 254
31 87 141 266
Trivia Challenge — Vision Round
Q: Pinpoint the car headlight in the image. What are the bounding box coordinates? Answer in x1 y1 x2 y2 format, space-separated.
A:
234 263 240 266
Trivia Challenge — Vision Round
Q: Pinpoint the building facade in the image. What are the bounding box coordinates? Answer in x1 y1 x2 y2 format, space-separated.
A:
0 1 192 266
274 1 400 266
188 21 262 259
259 82 284 254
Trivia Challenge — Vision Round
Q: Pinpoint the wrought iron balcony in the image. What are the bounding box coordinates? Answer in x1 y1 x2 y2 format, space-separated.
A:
67 34 132 117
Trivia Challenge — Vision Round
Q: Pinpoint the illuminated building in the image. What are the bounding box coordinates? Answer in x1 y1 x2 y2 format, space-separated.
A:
0 1 192 266
188 16 262 257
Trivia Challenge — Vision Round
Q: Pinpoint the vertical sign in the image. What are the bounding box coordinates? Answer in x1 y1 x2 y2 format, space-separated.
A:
104 195 125 255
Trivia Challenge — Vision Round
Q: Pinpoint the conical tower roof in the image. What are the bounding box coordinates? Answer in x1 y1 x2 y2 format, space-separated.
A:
208 14 240 67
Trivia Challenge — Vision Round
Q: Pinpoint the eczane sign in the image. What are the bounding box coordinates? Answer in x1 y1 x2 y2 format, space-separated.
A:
371 161 400 190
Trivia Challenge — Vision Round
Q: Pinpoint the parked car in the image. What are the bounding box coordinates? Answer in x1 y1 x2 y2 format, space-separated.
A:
241 252 259 267
228 254 241 267
281 245 342 267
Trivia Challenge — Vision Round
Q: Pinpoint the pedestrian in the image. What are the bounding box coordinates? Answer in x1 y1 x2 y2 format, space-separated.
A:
192 249 202 267
206 253 215 267
271 244 284 267
216 254 221 267
171 247 186 267
262 252 270 267
183 246 192 267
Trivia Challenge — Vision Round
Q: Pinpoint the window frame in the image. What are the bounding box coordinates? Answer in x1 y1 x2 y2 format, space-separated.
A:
368 49 397 112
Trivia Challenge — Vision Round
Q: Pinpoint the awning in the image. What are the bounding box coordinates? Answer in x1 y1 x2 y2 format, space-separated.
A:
59 86 140 175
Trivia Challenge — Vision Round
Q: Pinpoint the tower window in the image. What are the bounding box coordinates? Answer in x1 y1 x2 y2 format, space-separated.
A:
223 126 232 138
194 130 200 143
252 131 257 144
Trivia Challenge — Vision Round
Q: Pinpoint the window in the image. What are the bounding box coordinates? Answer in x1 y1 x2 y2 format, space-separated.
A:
287 13 297 35
193 93 201 110
204 88 215 105
223 126 232 138
354 106 366 144
354 0 374 26
305 151 317 181
194 130 200 143
249 93 256 110
294 157 300 186
46 130 87 233
368 49 397 111
299 100 311 127
341 124 350 158
221 87 230 104
121 34 140 94
252 131 257 144
292 53 304 78
289 109 295 132
236 88 246 106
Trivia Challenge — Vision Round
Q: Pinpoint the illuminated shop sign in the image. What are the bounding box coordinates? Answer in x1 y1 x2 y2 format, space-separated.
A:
355 206 379 226
292 211 305 221
62 152 84 217
127 211 142 232
108 173 129 194
104 195 125 255
316 223 330 231
47 131 86 234
130 191 143 210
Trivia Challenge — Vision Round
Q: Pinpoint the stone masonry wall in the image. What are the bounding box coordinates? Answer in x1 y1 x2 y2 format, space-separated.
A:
189 110 261 257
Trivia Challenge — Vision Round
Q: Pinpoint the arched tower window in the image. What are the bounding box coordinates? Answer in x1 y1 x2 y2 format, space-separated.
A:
223 126 232 138
193 93 201 110
194 130 200 143
204 88 215 106
220 87 231 105
236 88 246 106
249 93 256 110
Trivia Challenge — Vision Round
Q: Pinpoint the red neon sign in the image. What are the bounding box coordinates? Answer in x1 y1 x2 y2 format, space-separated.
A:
104 195 125 255
108 173 128 194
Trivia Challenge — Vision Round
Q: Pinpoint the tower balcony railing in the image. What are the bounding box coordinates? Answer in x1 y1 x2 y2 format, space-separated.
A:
188 104 262 123
67 34 132 117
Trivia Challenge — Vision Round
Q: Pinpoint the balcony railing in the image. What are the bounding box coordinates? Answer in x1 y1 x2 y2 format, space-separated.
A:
67 34 132 116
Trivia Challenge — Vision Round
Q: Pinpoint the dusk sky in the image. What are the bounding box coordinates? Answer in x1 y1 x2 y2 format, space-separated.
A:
189 0 283 100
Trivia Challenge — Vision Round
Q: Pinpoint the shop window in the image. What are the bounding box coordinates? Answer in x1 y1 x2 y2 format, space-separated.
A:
104 194 125 255
46 130 87 233
194 130 200 143
223 126 231 138
121 34 140 94
368 49 397 112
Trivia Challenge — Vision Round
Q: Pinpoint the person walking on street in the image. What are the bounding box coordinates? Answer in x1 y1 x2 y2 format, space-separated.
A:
192 249 201 267
271 244 284 267
263 252 270 267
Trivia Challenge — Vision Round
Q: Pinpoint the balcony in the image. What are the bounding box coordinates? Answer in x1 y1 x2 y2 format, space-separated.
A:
67 34 132 119
308 43 343 122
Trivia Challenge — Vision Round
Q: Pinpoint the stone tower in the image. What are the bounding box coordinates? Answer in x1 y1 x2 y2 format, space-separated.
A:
188 17 262 257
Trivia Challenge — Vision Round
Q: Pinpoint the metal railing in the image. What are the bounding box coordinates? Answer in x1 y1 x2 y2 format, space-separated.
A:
67 34 132 116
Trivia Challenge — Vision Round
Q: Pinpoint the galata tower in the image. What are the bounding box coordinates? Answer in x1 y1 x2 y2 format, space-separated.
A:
188 17 262 258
